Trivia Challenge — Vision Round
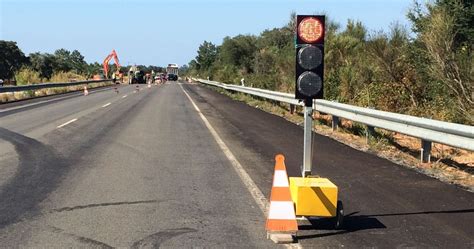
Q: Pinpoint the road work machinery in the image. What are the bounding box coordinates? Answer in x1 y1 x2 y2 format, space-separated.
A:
128 65 146 84
103 50 122 82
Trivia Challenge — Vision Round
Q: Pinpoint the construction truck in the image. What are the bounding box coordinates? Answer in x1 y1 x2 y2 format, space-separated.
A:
166 63 179 81
128 65 146 84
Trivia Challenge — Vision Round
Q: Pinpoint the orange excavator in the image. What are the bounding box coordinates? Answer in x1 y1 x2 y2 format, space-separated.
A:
103 49 122 81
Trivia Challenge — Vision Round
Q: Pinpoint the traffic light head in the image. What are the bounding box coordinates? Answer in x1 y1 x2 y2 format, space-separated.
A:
295 15 325 103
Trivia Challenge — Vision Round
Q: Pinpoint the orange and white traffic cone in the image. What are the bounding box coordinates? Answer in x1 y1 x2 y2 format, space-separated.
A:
266 154 298 243
83 86 89 96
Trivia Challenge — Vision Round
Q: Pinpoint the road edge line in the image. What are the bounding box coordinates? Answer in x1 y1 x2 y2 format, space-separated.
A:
179 84 301 248
180 84 268 212
0 85 115 114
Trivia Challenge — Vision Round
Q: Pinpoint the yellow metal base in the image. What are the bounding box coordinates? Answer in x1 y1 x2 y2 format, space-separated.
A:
289 177 338 217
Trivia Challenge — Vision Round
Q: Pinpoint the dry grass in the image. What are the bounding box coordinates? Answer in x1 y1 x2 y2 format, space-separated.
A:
1 70 108 103
209 85 474 191
0 82 112 103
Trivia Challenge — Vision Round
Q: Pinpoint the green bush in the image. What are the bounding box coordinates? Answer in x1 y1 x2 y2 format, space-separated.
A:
188 1 473 125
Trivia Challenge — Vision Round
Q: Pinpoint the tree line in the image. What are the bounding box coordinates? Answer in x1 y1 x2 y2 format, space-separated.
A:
0 42 165 85
0 42 102 82
186 0 473 125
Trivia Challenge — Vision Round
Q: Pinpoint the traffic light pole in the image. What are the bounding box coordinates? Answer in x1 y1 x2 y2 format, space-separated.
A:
295 15 325 177
302 100 313 177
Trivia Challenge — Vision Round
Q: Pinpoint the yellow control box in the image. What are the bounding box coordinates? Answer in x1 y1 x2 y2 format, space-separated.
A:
289 177 338 217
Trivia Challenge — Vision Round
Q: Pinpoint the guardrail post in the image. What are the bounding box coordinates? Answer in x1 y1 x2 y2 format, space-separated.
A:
290 104 295 114
332 116 340 131
366 125 375 143
421 139 432 163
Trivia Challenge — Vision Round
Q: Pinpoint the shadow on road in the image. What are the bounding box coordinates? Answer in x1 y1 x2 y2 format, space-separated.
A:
365 208 474 217
297 212 386 240
297 208 474 240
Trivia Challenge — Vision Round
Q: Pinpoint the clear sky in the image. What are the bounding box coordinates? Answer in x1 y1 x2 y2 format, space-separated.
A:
0 0 414 67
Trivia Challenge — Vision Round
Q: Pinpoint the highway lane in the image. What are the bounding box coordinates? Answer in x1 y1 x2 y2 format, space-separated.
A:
0 84 140 190
0 84 137 196
0 83 276 248
182 82 474 248
1 80 473 248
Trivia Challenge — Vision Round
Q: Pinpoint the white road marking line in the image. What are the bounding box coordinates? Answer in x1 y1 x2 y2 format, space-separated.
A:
180 84 269 213
0 86 122 114
57 118 78 128
102 102 111 108
180 85 302 248
122 95 127 98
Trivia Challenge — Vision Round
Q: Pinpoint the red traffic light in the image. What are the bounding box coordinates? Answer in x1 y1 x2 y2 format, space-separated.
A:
295 15 325 101
297 17 324 43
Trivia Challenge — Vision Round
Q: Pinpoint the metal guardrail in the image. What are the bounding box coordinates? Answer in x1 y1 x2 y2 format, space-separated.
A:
0 79 113 93
196 79 474 162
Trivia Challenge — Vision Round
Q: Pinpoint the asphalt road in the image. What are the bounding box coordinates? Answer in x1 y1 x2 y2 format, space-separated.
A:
0 81 473 248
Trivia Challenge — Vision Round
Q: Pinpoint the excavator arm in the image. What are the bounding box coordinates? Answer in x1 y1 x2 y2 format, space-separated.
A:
103 50 121 78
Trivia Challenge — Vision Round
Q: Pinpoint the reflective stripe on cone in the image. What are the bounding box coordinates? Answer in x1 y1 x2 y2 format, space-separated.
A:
266 154 298 234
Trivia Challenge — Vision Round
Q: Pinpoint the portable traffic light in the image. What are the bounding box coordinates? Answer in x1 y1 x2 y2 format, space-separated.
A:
295 15 325 105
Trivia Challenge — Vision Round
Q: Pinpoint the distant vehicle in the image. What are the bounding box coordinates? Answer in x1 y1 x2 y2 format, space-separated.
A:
167 73 178 81
130 70 146 84
0 79 3 86
166 63 179 79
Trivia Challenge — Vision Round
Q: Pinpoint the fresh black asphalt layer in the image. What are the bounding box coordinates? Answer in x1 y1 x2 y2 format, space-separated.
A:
0 81 472 248
182 82 474 248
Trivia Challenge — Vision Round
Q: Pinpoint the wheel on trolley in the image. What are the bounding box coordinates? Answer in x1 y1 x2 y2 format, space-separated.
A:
333 200 344 229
